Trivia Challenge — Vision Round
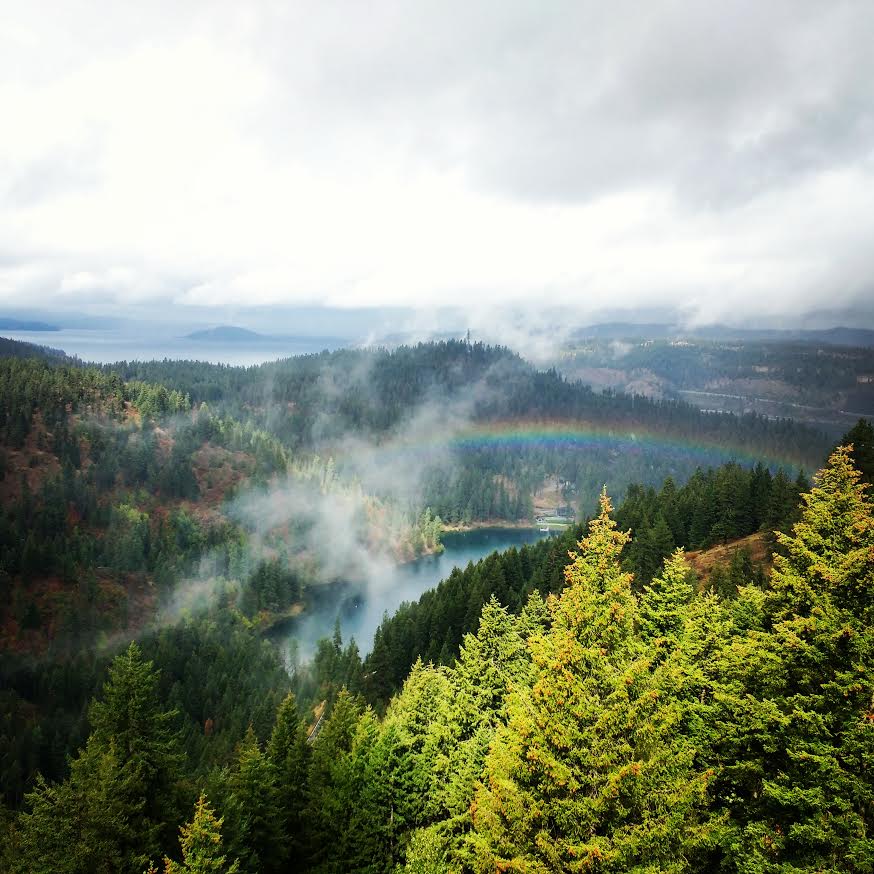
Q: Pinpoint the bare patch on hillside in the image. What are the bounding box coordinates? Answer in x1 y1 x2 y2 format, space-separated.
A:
686 532 770 581
191 443 256 505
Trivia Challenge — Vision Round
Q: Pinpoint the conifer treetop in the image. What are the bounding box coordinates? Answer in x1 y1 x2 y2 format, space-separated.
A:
770 444 874 620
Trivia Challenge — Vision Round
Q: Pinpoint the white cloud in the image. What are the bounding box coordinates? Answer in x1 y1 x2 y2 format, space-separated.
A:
0 1 872 323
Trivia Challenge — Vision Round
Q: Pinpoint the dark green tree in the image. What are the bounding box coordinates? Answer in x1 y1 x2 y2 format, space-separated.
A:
841 417 874 486
16 642 183 874
223 727 285 874
265 694 310 869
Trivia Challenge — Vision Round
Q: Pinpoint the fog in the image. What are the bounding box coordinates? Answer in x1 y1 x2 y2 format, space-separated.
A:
3 3 874 326
158 362 521 657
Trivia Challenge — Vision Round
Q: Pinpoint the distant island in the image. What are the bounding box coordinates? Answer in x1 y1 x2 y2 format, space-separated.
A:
183 325 349 347
184 325 265 342
0 317 60 331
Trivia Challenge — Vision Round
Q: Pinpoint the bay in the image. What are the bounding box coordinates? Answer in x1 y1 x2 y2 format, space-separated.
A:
1 327 347 366
272 527 552 660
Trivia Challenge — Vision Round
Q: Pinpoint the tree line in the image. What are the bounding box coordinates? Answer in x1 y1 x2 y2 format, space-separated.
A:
2 444 871 872
105 339 832 519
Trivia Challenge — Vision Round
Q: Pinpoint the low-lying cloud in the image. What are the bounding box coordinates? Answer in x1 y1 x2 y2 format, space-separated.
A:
1 2 873 326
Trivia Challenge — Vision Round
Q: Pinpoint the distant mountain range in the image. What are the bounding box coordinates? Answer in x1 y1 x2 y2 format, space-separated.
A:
568 323 874 347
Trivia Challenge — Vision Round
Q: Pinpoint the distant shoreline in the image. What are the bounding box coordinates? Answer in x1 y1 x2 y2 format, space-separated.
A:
440 519 572 533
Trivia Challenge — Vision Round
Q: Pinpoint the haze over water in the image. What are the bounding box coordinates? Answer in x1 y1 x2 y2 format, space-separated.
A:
273 527 553 663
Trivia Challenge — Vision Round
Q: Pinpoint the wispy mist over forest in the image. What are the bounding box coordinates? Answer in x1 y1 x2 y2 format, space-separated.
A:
3 1 874 871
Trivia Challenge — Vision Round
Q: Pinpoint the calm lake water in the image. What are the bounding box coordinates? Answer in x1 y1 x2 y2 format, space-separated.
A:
2 328 347 365
272 527 552 660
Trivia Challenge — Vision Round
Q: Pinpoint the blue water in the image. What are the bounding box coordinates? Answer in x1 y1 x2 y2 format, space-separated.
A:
1 328 348 366
275 527 551 659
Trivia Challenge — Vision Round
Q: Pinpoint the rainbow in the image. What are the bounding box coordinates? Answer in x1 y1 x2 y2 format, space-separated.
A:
376 419 816 471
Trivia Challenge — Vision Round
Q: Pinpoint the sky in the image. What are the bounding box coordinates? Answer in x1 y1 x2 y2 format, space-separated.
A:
2 1 873 329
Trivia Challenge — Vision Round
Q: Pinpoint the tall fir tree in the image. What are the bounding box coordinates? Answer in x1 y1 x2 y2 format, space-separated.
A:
638 547 696 645
148 793 239 874
223 726 285 874
718 446 874 871
265 693 310 871
16 642 183 874
304 689 365 872
472 492 714 871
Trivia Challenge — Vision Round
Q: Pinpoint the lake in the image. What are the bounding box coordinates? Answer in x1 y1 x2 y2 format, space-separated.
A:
1 327 349 366
271 527 553 661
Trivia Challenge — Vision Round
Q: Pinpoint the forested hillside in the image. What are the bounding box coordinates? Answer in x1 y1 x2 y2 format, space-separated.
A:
0 338 867 873
0 353 438 806
553 336 874 432
5 0 873 869
0 336 69 361
357 457 808 708
2 445 871 873
107 340 829 522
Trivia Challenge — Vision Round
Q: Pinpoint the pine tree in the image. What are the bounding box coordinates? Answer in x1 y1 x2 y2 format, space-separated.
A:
17 743 133 874
425 600 534 869
149 794 239 874
628 512 676 586
223 727 285 874
721 446 874 871
768 446 873 624
304 690 364 871
638 547 695 645
265 694 310 871
88 641 184 858
472 492 714 871
17 642 183 874
349 664 453 872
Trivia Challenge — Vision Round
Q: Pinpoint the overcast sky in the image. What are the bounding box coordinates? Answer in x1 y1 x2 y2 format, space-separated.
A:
2 1 873 327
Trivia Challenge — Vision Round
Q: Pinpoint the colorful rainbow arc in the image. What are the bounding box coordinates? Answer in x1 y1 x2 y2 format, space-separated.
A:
379 419 812 471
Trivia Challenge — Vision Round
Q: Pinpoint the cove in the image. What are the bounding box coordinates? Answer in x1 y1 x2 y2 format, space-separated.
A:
270 527 552 662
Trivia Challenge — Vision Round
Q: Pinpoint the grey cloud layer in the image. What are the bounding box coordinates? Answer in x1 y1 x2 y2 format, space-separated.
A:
252 1 873 203
1 1 873 322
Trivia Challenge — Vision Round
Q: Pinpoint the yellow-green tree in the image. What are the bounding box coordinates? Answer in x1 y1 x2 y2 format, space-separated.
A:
718 446 874 871
147 793 238 874
471 492 714 871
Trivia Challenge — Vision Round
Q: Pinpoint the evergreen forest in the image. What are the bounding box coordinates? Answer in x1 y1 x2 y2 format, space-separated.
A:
4 3 874 870
0 338 871 872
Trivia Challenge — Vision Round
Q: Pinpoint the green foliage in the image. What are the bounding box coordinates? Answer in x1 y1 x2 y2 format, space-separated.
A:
841 417 874 485
15 643 184 874
149 793 239 874
297 451 871 872
638 547 696 644
221 727 286 874
17 741 136 874
105 503 151 571
265 694 310 869
107 340 829 525
616 461 807 585
304 689 366 872
3 340 870 873
715 446 874 871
